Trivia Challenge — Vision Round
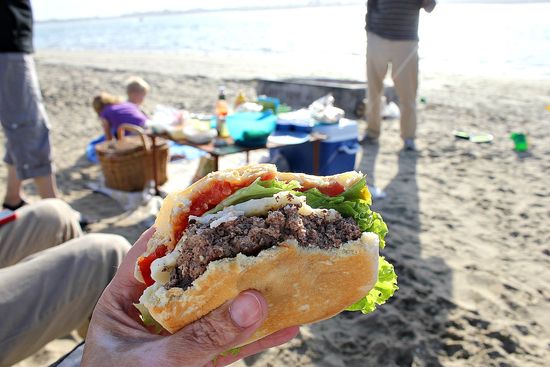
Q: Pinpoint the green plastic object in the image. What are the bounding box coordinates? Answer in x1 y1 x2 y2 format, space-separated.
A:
453 130 470 139
510 132 528 152
453 130 493 143
276 104 292 114
470 133 493 143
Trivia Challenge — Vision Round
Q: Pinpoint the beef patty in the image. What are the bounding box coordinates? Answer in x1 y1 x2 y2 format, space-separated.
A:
167 204 361 290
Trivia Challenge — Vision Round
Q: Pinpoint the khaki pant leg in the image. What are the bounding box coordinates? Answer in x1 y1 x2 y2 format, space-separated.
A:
0 199 82 269
390 40 419 140
366 32 390 139
0 234 131 367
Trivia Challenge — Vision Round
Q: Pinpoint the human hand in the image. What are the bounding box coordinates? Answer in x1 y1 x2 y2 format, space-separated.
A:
422 0 437 13
81 228 299 366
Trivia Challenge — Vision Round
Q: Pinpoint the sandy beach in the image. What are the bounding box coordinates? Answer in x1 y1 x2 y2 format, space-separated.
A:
2 50 549 366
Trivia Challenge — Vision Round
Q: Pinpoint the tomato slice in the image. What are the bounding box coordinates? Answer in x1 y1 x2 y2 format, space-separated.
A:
138 245 168 287
260 172 277 181
299 181 345 196
173 180 251 243
318 182 345 196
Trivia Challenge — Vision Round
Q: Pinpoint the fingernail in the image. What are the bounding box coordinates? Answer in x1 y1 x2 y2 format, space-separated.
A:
229 292 262 328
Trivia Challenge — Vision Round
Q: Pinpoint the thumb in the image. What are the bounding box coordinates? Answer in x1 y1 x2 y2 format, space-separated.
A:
170 291 268 362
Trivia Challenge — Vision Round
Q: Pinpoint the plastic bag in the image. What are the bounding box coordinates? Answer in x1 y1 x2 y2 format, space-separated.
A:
147 105 188 133
381 96 400 120
86 135 106 164
308 94 344 124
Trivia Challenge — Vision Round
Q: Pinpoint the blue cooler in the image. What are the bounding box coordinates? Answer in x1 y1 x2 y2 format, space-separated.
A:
269 119 360 175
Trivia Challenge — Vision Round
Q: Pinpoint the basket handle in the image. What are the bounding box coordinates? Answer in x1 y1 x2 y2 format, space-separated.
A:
117 124 150 151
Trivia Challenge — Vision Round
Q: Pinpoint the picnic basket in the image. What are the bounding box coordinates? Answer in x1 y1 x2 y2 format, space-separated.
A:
96 124 168 192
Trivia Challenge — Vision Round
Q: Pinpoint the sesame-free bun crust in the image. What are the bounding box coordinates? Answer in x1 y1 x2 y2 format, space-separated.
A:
135 164 365 282
141 233 379 343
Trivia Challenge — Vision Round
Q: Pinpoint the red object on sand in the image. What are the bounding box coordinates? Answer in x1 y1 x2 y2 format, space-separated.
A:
0 209 17 226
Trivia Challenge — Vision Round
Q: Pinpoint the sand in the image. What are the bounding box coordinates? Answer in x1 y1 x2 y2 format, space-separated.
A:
2 50 549 366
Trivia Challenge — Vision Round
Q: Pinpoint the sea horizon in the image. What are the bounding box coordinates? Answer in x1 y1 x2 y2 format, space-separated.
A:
34 2 550 79
34 0 550 23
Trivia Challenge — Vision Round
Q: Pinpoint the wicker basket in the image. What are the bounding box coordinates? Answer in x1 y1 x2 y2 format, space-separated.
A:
96 124 168 192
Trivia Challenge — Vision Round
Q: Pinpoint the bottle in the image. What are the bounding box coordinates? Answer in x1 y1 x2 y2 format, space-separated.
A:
234 90 247 109
215 86 229 138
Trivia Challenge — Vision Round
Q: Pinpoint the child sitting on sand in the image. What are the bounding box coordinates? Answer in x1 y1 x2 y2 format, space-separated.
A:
92 92 148 140
126 76 150 107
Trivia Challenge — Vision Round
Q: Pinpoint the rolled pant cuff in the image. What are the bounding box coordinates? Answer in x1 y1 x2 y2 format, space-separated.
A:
15 162 53 180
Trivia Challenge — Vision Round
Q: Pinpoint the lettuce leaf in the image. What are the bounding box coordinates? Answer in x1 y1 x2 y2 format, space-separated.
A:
134 303 164 334
340 177 372 204
346 257 398 314
301 179 388 248
207 178 301 214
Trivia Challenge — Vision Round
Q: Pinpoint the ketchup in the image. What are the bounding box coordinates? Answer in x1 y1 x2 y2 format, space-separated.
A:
138 245 168 287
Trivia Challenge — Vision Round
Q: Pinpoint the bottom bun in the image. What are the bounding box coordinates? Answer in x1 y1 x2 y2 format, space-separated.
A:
141 232 379 343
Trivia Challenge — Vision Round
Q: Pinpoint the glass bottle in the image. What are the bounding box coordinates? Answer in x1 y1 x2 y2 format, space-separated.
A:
215 86 229 138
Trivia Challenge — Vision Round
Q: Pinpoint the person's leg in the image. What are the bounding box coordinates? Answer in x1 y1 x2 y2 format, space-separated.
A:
0 53 57 199
366 32 390 140
390 40 419 141
0 234 131 367
3 164 23 207
34 173 59 199
0 199 82 268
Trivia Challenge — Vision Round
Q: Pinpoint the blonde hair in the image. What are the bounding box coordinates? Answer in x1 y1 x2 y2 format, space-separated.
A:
92 92 123 115
126 76 150 94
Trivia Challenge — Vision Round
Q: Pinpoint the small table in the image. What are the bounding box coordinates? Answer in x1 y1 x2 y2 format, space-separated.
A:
148 131 326 195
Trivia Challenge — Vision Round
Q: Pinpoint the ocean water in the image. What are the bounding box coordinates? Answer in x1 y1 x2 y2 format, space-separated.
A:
35 3 550 78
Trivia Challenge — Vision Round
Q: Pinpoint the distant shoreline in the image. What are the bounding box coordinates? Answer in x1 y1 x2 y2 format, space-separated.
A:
36 0 550 23
36 2 360 24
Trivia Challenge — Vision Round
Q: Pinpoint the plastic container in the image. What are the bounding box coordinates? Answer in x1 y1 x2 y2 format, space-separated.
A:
510 132 528 152
257 96 280 113
270 119 360 175
226 111 277 147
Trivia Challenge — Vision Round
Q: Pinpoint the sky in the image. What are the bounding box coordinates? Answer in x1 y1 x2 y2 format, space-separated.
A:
32 0 338 21
32 0 546 21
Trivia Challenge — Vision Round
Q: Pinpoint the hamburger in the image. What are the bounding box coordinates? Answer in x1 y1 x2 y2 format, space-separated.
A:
134 164 397 343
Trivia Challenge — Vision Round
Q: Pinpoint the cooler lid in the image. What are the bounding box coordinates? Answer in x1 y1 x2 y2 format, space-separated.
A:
313 119 358 142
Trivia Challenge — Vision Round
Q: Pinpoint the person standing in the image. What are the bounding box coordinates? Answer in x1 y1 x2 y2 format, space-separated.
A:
365 0 436 151
0 0 59 210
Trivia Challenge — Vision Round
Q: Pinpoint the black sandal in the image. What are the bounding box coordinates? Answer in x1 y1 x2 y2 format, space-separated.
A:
2 200 28 211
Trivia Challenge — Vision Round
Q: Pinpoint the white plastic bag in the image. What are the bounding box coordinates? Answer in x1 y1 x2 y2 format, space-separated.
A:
147 105 188 133
308 94 344 124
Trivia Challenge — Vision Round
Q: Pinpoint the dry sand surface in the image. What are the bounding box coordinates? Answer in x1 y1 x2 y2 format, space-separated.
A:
2 51 549 366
